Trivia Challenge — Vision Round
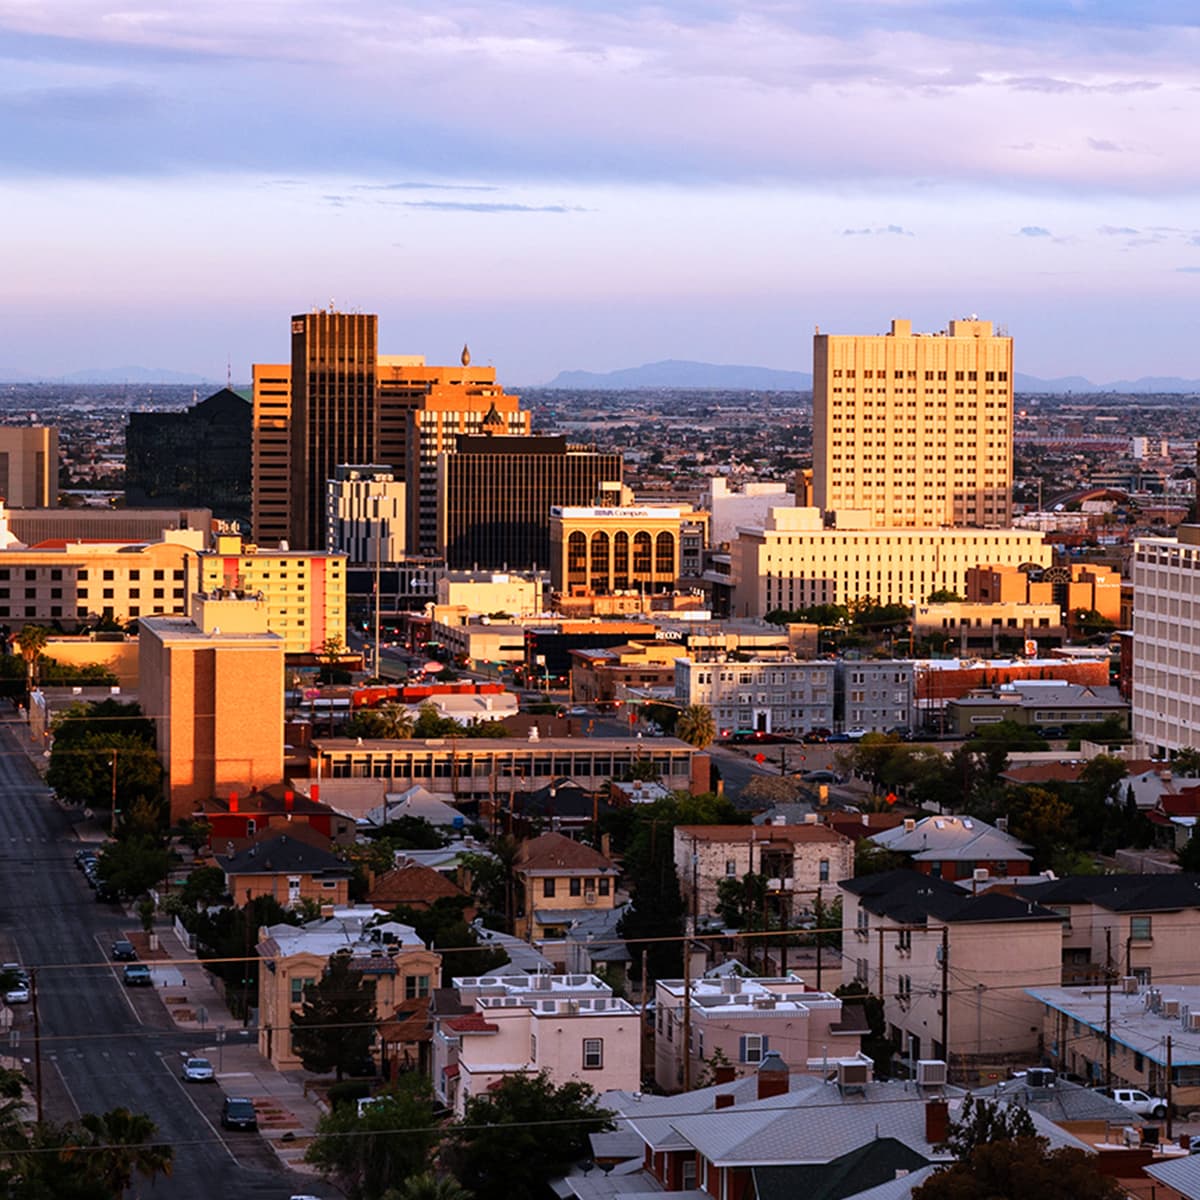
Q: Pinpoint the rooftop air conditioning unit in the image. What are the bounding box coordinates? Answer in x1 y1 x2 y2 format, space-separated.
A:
1121 976 1138 994
916 1059 948 1087
903 819 916 832
837 1061 871 1090
1187 1011 1200 1033
972 868 989 883
1025 1067 1055 1089
1162 999 1181 1019
584 891 597 905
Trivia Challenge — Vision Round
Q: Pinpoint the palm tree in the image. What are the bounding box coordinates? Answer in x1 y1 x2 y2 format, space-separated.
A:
675 703 716 750
376 702 415 740
14 624 49 693
75 1107 173 1195
385 1172 472 1200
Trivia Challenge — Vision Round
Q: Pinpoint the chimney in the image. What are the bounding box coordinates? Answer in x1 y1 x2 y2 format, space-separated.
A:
715 1094 734 1110
713 1063 736 1085
285 790 295 812
925 1099 949 1146
310 783 320 804
229 792 239 814
756 1050 789 1101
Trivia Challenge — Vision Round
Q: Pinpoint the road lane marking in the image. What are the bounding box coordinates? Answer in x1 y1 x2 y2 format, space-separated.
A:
92 934 145 1025
159 1055 236 1163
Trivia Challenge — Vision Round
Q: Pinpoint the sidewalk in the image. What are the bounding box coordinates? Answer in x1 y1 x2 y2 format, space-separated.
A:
156 926 328 1173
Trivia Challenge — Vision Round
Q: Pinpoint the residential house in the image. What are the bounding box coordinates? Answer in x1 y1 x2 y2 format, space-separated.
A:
582 1054 1089 1200
867 814 1032 882
367 861 475 917
216 831 352 908
839 870 1063 1067
1015 873 1200 987
1029 982 1200 1111
673 824 855 923
513 832 618 940
652 972 870 1093
431 972 640 1115
200 784 356 853
946 681 1128 736
256 911 441 1071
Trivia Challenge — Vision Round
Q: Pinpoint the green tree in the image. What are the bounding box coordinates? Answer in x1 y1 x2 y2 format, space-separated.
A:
853 841 906 876
73 1107 174 1196
291 952 378 1081
926 589 963 603
195 894 298 1008
384 1173 472 1200
675 703 716 750
14 624 50 693
913 1136 1122 1200
834 982 892 1077
1008 786 1076 873
388 898 509 986
1178 833 1200 873
1171 746 1200 776
942 1094 1037 1156
716 872 768 929
179 865 228 909
445 1072 613 1200
96 837 169 899
347 703 417 740
306 1073 439 1200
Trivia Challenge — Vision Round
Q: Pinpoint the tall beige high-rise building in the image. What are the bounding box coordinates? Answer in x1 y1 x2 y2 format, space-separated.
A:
0 427 58 508
813 317 1013 528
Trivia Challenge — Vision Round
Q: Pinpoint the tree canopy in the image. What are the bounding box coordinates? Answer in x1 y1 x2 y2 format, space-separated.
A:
291 952 378 1080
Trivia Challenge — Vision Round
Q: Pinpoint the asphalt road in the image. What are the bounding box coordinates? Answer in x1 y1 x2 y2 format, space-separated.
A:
0 720 325 1199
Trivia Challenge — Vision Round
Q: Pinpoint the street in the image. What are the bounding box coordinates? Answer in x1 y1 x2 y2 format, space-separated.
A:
0 720 322 1198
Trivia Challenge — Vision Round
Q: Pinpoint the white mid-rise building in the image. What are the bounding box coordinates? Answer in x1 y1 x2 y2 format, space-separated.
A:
675 657 835 736
1133 526 1200 755
325 464 406 564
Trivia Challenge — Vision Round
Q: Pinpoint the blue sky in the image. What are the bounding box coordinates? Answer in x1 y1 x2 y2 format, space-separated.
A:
2 1 1199 384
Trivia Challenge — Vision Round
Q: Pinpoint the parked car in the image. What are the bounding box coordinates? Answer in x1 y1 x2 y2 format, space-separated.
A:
122 964 152 987
111 940 137 962
181 1056 214 1082
221 1097 258 1131
2 966 30 1004
827 732 851 743
1097 1086 1169 1118
801 769 841 785
846 727 868 740
803 728 832 743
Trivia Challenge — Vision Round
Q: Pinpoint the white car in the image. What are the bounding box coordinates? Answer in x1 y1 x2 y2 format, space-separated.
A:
1100 1086 1169 1118
181 1056 215 1082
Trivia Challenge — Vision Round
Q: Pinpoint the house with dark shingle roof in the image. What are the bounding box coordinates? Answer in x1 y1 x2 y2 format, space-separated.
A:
839 870 1063 1066
514 832 618 939
1016 872 1200 988
216 831 352 908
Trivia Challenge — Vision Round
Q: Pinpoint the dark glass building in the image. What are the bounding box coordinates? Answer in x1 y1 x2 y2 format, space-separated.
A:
437 435 623 571
124 388 251 527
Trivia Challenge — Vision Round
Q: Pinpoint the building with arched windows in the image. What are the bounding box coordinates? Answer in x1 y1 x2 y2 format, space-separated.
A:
549 506 695 597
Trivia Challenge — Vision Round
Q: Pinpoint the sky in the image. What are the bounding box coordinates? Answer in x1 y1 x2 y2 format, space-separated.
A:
2 1 1200 385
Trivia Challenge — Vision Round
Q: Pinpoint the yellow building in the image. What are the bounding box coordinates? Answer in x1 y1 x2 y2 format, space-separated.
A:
0 519 203 629
549 505 691 596
192 534 346 655
513 832 618 940
731 507 1050 618
139 594 285 822
0 426 57 508
813 317 1014 528
436 571 541 617
256 912 441 1072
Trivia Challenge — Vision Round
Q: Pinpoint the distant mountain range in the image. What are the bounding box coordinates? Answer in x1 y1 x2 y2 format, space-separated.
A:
0 366 219 385
543 359 1200 394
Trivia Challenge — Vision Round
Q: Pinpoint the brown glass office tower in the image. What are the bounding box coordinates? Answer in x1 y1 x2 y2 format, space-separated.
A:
438 435 623 570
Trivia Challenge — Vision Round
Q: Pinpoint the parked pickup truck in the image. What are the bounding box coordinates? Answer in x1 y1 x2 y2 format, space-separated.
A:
1098 1087 1169 1118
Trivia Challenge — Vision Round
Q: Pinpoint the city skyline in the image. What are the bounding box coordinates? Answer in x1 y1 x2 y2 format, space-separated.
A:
3 2 1200 384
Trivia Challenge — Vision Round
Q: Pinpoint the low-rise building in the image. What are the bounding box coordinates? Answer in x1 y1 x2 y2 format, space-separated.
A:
513 832 618 940
867 814 1032 882
652 973 870 1092
570 642 683 706
1015 873 1200 988
216 830 352 908
838 660 916 733
435 570 542 617
946 681 1128 735
1029 982 1200 1110
674 658 836 737
674 824 854 923
192 533 347 655
840 870 1063 1068
432 972 640 1114
256 911 441 1072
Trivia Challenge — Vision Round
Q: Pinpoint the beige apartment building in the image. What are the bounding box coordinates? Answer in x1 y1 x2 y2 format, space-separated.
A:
0 427 58 508
813 317 1014 528
730 507 1051 618
140 594 285 821
190 534 346 655
0 510 201 628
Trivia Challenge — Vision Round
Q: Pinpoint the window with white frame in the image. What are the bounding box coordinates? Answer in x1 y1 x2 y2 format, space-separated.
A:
740 1034 765 1064
582 1038 603 1069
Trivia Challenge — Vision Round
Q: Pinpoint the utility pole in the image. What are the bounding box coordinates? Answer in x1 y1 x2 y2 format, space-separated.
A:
110 750 118 834
815 887 823 990
1167 1035 1174 1140
682 930 693 1091
639 947 649 1083
878 927 885 1003
940 926 949 1061
30 967 42 1123
1105 927 1114 1090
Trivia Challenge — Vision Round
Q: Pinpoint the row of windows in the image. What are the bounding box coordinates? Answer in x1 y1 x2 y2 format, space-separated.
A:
832 368 1008 382
540 877 612 898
